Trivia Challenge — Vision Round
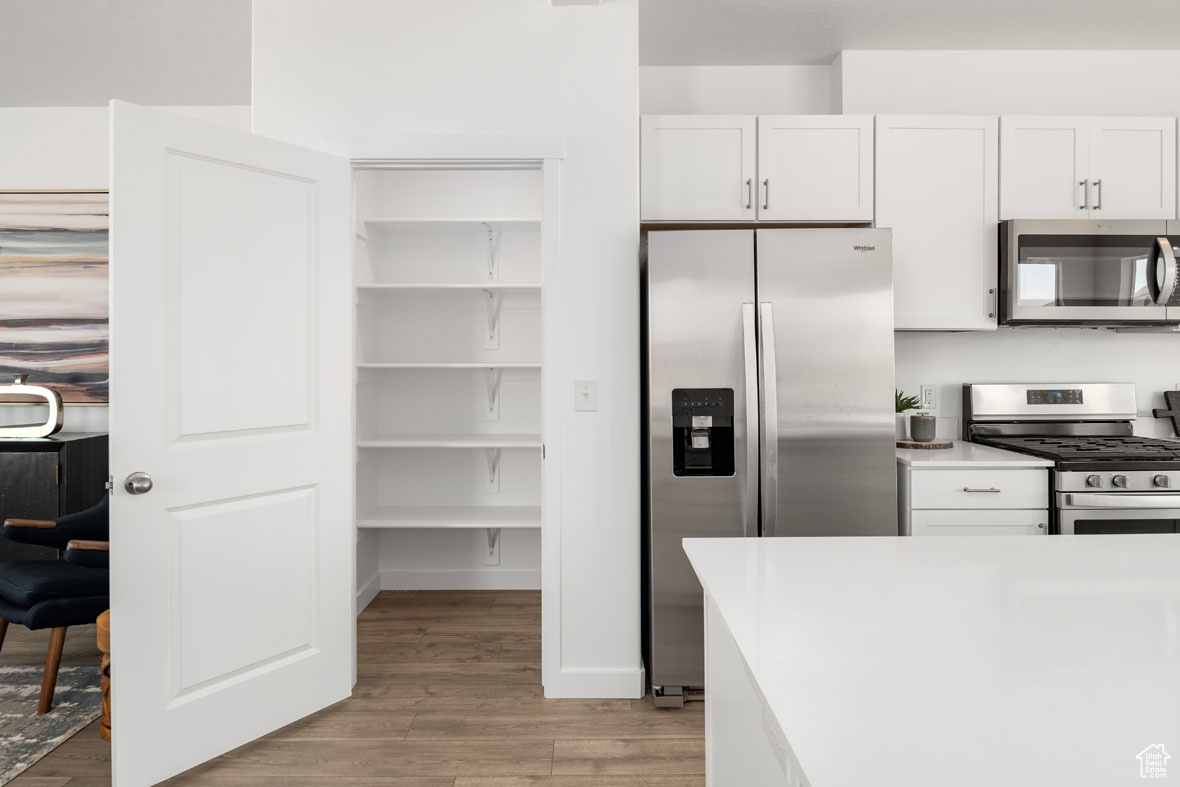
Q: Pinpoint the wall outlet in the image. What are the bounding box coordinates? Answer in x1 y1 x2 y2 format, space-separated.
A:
920 384 937 410
575 379 598 411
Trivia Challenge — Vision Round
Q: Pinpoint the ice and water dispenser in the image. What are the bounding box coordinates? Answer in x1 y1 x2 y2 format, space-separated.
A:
671 388 734 477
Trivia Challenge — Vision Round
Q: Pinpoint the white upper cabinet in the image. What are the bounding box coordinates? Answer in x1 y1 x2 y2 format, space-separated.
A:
1089 117 1176 219
641 115 756 221
999 117 1088 219
876 115 999 332
756 115 874 222
1001 116 1176 219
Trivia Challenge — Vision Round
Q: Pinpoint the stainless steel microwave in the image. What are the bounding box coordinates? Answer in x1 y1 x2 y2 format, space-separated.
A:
1000 220 1180 325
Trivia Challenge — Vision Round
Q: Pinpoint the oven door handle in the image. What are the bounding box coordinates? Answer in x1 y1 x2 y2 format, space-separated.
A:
1064 493 1180 509
1148 237 1177 306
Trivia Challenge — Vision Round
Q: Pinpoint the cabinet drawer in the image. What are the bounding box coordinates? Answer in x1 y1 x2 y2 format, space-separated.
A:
911 509 1049 536
910 469 1046 509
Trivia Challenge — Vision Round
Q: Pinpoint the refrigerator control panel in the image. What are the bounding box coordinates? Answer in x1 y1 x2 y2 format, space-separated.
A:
672 388 735 477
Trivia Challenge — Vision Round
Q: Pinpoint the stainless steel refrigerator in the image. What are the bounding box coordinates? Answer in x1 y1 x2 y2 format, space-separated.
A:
642 228 897 706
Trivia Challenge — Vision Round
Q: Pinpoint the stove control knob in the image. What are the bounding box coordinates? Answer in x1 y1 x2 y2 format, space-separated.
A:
1112 475 1129 488
1086 474 1103 488
1154 475 1173 489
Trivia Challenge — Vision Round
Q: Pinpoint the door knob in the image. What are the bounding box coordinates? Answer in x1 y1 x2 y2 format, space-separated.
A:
124 472 153 495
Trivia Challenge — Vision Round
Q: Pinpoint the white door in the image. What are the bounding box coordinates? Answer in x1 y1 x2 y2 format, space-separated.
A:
756 115 874 221
640 115 756 221
999 116 1088 219
876 115 999 331
108 101 353 786
1089 117 1177 219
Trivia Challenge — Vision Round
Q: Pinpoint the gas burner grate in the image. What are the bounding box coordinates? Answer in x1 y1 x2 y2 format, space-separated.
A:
978 435 1180 462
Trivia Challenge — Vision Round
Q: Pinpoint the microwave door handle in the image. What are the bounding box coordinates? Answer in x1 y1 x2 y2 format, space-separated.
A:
741 303 759 538
758 302 779 538
1149 237 1177 305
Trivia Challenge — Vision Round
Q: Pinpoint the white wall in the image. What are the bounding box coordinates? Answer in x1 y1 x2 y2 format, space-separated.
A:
640 65 831 114
0 106 251 432
252 0 642 698
836 50 1180 434
839 51 1180 115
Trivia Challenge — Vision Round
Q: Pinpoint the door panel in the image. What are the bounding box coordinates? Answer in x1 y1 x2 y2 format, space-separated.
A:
109 101 352 787
755 228 897 538
646 230 754 688
1090 118 1177 219
877 115 999 331
757 115 874 221
641 116 756 221
999 117 1087 220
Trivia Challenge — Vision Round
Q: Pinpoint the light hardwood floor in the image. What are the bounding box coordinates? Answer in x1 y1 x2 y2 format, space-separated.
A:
6 591 704 786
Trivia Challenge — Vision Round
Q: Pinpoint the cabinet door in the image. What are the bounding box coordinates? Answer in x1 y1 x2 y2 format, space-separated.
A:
911 509 1049 536
756 115 873 221
1089 117 1177 219
999 116 1088 219
876 116 999 331
641 115 756 221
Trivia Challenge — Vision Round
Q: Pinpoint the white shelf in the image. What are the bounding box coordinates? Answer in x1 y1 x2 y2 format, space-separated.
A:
356 505 541 529
357 362 541 370
357 283 541 291
357 433 543 449
360 217 541 226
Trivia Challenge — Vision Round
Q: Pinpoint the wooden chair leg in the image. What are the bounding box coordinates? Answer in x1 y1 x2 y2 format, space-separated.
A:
0 619 8 656
38 626 68 715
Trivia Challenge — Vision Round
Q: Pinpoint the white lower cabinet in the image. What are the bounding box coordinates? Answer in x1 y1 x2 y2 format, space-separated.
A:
910 509 1048 536
899 464 1049 536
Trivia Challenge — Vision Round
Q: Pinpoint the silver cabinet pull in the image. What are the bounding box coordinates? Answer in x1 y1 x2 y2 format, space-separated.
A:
963 487 1002 493
1037 523 1046 529
745 178 752 210
1094 179 1103 210
1079 180 1088 209
762 178 770 211
988 287 997 319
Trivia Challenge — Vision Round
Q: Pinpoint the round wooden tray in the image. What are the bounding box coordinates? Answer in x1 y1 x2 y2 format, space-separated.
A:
896 440 953 450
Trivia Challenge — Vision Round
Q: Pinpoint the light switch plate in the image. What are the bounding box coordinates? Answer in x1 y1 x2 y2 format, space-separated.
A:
575 380 598 411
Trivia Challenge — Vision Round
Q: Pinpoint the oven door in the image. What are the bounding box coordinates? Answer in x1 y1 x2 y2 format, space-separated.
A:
1059 492 1180 534
1002 220 1177 325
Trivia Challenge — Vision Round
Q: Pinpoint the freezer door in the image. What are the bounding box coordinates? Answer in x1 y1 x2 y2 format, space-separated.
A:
646 230 756 690
755 228 898 537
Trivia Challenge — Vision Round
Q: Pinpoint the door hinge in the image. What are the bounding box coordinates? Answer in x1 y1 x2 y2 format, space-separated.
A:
542 443 546 459
104 475 114 492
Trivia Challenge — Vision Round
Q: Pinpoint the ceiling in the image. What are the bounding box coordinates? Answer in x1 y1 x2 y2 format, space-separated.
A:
0 0 250 106
639 0 1180 65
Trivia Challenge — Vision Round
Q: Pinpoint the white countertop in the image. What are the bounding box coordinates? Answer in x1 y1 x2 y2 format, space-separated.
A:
896 440 1054 468
685 536 1180 787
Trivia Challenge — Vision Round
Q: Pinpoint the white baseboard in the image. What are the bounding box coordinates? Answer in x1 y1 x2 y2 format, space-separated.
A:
379 568 541 591
544 665 646 699
356 571 381 612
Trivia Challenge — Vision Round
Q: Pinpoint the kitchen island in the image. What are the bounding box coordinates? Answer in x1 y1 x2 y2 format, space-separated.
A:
685 535 1180 786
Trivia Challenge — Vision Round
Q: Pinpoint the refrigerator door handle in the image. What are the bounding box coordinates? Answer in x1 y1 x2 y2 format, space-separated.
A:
758 302 779 537
742 303 759 538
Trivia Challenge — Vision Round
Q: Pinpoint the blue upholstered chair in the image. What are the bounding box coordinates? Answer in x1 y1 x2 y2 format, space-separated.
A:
0 496 110 714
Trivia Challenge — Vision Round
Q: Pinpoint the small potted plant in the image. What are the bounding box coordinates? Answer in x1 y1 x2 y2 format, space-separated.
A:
895 389 921 440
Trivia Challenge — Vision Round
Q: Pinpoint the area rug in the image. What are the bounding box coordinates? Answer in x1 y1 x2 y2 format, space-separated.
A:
0 666 102 786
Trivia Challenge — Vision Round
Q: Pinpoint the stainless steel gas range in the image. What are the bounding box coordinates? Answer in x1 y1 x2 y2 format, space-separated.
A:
964 383 1180 534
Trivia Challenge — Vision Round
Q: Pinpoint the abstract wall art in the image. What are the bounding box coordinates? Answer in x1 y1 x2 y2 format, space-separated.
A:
0 192 108 404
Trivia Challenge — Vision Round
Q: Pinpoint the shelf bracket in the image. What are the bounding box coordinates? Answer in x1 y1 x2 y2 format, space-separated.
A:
485 447 502 492
485 367 502 422
483 289 501 350
483 222 499 282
